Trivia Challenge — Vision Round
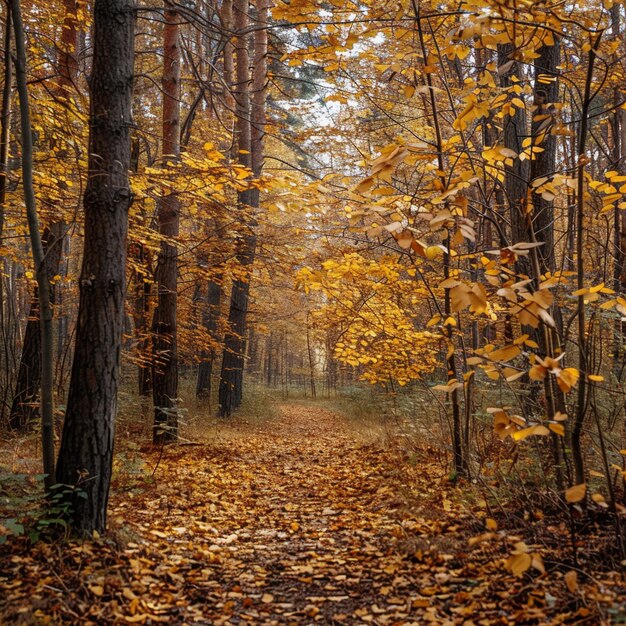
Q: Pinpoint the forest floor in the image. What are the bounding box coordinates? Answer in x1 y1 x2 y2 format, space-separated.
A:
1 402 626 625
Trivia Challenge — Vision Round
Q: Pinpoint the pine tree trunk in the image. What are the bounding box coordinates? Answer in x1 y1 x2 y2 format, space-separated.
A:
153 3 180 443
531 41 560 274
498 44 531 252
218 0 268 415
55 0 135 533
196 277 221 400
219 0 253 416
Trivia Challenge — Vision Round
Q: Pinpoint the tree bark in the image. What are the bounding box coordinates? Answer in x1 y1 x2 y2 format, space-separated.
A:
218 0 255 416
0 7 13 426
572 34 602 489
531 41 560 274
10 0 56 490
9 225 64 430
9 0 78 431
152 3 181 444
55 0 135 533
498 44 531 254
196 274 221 400
0 7 11 243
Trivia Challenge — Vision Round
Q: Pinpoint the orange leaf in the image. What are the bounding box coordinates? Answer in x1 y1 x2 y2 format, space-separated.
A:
565 483 586 504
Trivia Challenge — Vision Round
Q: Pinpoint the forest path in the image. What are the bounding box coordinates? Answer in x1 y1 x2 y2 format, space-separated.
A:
102 404 486 624
117 403 448 624
3 403 622 624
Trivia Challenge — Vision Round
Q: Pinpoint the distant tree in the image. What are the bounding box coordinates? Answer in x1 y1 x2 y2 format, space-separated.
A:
219 0 268 415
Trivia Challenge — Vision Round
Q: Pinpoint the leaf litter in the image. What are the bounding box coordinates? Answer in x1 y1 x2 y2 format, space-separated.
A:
1 404 625 624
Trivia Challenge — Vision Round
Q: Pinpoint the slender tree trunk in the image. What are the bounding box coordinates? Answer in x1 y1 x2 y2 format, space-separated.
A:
135 247 152 396
152 3 181 444
58 0 79 94
128 137 152 396
306 314 316 399
610 6 626 372
9 225 63 430
55 0 135 533
196 275 221 400
9 0 77 431
0 9 13 426
0 7 11 243
10 0 56 490
572 34 602 489
220 0 236 152
415 6 465 475
530 38 565 489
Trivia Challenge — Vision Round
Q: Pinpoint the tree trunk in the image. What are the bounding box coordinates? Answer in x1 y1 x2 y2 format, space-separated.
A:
529 38 566 489
55 0 135 533
531 41 559 274
152 3 181 444
9 0 77 431
572 34 602 489
0 9 13 426
218 0 257 416
10 0 56 490
9 224 64 430
498 44 531 254
0 7 11 244
196 275 221 400
306 314 316 399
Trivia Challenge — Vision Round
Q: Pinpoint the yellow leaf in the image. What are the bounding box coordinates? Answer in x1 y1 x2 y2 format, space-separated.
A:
529 365 547 381
531 554 545 575
565 483 586 504
591 493 608 507
89 585 104 597
425 245 443 260
489 344 520 363
505 552 531 577
426 314 441 327
512 425 550 441
356 177 374 193
549 423 565 436
557 367 579 393
588 374 604 382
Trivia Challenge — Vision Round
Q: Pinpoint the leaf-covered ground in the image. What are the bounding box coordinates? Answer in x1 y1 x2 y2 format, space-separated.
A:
1 403 625 624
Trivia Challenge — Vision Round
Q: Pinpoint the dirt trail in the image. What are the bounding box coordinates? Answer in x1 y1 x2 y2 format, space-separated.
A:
124 404 434 624
2 403 623 624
